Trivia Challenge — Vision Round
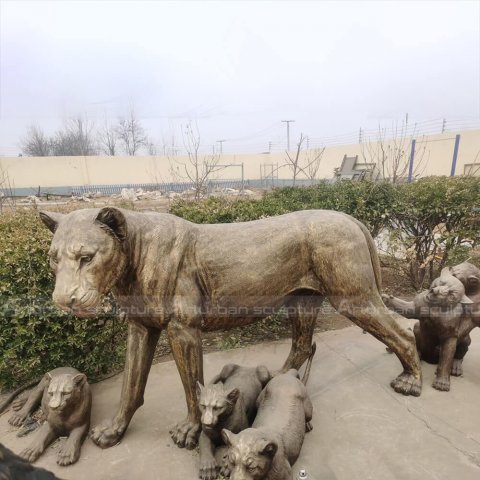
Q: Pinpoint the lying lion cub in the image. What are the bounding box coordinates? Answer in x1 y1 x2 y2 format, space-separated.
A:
5 367 91 466
197 364 272 480
222 344 316 480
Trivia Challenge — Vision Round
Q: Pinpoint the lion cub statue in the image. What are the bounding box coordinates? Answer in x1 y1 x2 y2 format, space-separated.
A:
383 267 474 392
5 367 91 466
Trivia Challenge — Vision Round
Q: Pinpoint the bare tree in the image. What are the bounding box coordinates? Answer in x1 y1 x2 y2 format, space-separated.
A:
169 121 224 200
116 108 148 155
361 120 428 183
0 164 16 212
284 134 326 185
52 116 98 156
285 134 307 186
20 125 52 156
147 139 157 155
98 117 117 156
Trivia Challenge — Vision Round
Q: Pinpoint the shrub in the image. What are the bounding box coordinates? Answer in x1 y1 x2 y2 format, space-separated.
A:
0 210 126 389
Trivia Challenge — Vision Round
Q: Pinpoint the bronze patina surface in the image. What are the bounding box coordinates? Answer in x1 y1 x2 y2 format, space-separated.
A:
40 208 421 449
221 366 313 480
5 368 91 466
197 364 271 480
384 267 475 391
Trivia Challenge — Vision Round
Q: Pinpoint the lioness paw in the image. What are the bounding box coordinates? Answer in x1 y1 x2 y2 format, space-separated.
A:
390 371 422 397
169 419 200 449
90 421 125 449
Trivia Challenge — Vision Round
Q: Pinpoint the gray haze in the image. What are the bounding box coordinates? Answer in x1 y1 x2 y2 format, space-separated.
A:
0 0 479 155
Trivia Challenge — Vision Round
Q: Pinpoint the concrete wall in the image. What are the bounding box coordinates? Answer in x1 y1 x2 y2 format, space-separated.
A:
1 129 479 192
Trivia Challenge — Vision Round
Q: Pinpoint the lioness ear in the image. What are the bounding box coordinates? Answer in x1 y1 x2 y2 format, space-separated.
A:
461 294 474 305
227 388 240 404
39 211 65 233
72 373 88 387
221 429 236 447
95 207 127 241
259 440 277 458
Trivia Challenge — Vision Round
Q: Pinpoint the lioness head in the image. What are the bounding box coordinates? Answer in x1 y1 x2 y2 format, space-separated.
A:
222 428 277 480
40 207 128 318
45 372 88 412
197 382 240 431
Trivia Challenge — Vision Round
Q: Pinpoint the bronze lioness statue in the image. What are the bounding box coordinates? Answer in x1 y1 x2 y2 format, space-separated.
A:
39 208 421 450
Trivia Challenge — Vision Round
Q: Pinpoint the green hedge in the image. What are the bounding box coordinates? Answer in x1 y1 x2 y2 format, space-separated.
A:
0 211 126 389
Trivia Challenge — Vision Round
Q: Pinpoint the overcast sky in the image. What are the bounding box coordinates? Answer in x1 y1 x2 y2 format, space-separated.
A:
1 0 479 155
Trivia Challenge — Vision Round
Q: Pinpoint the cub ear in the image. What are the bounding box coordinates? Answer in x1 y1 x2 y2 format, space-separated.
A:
72 373 88 387
221 429 237 447
39 211 65 233
439 267 452 278
227 388 240 404
461 294 474 305
256 365 272 386
43 372 53 382
95 207 127 241
196 381 204 398
258 439 277 458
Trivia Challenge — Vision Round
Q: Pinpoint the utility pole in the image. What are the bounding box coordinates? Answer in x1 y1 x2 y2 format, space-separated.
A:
216 139 226 154
442 118 446 133
282 120 295 151
359 127 363 144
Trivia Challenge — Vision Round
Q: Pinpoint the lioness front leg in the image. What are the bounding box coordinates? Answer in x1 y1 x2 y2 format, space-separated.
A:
433 337 457 391
91 321 160 448
168 320 203 449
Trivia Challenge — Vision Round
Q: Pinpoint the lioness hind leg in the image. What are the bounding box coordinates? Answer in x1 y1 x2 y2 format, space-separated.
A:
281 292 321 372
329 294 422 397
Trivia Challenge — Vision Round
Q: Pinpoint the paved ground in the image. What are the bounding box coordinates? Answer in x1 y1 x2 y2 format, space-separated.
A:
2 324 480 480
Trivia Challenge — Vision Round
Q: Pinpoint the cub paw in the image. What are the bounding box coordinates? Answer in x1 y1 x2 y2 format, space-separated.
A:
199 457 218 480
57 442 80 466
432 376 450 392
8 412 27 427
451 359 463 377
19 446 42 463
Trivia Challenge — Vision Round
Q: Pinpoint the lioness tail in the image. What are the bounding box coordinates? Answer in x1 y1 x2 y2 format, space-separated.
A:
301 342 317 385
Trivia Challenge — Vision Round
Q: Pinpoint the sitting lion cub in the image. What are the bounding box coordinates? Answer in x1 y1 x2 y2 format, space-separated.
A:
197 364 272 480
5 367 91 466
383 268 473 392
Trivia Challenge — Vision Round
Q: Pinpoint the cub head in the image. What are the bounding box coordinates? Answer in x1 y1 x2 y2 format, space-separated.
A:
197 382 240 431
426 268 473 306
222 429 277 480
40 207 128 318
45 372 88 412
